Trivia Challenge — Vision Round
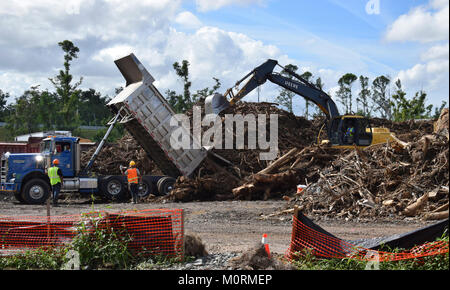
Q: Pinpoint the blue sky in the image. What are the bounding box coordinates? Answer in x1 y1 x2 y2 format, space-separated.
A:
0 0 448 117
176 0 448 114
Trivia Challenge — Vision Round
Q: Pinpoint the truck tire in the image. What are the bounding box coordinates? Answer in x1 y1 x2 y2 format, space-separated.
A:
156 177 176 196
137 178 153 198
21 178 51 204
101 176 126 201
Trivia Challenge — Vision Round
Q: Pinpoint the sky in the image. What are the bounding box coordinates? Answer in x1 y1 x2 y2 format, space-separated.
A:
0 0 448 117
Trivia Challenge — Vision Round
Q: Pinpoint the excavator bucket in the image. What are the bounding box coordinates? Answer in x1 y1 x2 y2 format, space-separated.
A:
204 93 230 115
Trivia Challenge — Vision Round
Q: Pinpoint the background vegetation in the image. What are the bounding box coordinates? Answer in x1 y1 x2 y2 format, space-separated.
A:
0 40 447 142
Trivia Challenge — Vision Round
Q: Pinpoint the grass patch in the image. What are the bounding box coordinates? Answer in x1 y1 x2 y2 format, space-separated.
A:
291 236 449 270
0 212 188 270
0 247 68 270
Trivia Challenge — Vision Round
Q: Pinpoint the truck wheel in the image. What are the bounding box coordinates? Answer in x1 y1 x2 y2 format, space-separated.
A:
137 178 153 198
101 176 126 201
21 178 51 204
156 177 176 196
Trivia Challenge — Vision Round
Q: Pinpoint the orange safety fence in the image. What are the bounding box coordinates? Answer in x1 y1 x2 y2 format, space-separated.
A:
0 209 184 259
286 213 449 262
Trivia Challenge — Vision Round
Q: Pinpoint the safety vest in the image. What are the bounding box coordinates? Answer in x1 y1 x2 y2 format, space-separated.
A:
127 168 139 184
346 127 355 137
48 166 61 186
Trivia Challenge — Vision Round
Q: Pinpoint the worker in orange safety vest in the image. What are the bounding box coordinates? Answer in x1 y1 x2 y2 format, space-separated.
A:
122 160 142 204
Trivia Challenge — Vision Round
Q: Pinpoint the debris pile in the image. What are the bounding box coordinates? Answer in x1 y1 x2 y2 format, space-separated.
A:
168 171 239 202
191 101 318 174
227 243 294 270
231 146 341 201
168 101 320 202
82 100 448 221
80 134 162 176
291 132 449 220
184 234 209 258
434 108 449 139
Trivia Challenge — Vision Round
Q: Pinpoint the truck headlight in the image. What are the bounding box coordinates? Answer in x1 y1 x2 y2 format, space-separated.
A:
35 155 44 162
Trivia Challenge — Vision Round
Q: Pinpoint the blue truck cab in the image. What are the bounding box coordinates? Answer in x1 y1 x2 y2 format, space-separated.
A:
1 136 87 204
1 135 176 204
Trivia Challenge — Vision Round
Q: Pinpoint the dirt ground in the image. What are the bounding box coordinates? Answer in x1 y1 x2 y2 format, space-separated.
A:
0 194 434 255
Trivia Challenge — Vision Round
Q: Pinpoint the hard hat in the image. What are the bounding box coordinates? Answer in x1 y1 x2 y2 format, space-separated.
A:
53 159 59 165
129 160 136 167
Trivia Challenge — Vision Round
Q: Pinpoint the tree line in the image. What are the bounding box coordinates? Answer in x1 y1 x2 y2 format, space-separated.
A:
275 64 447 121
1 41 446 142
0 40 118 141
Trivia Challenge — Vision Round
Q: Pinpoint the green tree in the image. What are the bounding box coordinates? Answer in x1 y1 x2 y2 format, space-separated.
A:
371 75 391 120
390 79 433 121
0 89 10 122
166 60 221 113
357 75 372 117
78 89 111 126
169 60 193 113
336 73 357 114
310 77 325 118
6 90 40 135
192 77 221 103
49 40 83 130
300 71 313 119
315 77 324 90
276 64 299 114
36 89 58 131
433 101 447 119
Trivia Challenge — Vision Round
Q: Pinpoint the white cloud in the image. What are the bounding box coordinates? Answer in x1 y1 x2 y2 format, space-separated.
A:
175 11 202 29
421 43 449 61
385 0 449 107
195 0 264 12
385 0 449 43
0 0 289 106
92 45 135 63
396 45 449 105
0 0 181 48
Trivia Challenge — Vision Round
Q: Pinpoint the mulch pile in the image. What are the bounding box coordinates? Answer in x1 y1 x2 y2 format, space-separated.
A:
227 243 294 270
80 135 163 176
169 103 449 221
167 101 320 202
291 133 448 220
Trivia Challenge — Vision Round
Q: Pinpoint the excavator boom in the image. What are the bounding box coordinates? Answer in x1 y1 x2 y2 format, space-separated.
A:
204 59 398 148
205 59 339 120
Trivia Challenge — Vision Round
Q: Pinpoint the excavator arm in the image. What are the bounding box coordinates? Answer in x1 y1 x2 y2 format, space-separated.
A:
204 59 399 148
205 59 340 120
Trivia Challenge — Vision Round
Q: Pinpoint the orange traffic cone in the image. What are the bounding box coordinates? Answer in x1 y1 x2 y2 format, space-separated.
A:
261 233 271 259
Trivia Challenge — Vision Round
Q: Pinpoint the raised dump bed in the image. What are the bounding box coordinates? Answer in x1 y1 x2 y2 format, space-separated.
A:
107 54 207 178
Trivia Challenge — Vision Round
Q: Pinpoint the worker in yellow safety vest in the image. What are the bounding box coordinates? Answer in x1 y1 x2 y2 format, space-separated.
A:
122 160 142 204
47 159 63 206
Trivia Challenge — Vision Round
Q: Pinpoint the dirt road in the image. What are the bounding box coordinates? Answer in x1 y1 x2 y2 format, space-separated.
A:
0 195 432 255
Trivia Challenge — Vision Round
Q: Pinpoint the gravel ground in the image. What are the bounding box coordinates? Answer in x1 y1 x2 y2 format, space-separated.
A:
0 192 436 270
133 253 242 270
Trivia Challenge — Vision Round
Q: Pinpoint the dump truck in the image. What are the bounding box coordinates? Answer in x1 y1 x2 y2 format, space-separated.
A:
0 54 208 204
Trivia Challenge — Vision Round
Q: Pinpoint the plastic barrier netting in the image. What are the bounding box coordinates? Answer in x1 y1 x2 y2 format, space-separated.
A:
286 213 449 262
0 209 184 259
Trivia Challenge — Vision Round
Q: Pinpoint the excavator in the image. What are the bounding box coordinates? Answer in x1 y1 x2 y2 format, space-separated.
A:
205 59 400 149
